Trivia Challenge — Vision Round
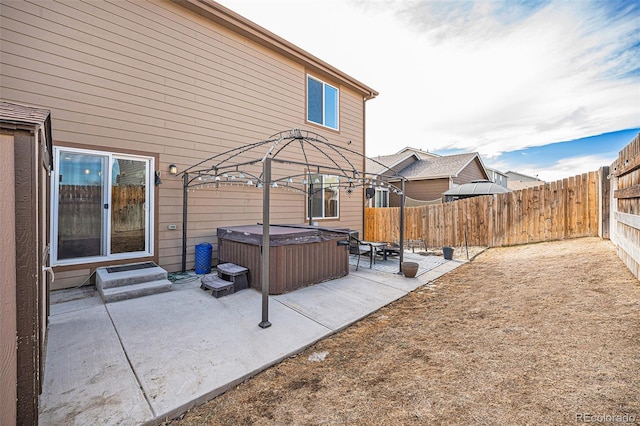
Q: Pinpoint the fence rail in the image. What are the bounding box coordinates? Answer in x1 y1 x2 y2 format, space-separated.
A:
365 171 600 248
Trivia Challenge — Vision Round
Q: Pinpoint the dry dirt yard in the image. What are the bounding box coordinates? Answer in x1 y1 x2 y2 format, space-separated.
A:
174 237 640 425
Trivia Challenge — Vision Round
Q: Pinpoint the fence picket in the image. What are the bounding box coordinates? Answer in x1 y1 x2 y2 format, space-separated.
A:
365 172 600 248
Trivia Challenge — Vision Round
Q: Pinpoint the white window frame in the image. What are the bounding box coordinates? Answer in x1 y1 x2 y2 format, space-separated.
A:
369 187 389 208
51 146 155 266
306 74 339 130
307 174 340 220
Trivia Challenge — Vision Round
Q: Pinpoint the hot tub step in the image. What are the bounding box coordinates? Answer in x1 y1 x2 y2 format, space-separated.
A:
201 274 235 298
216 263 249 291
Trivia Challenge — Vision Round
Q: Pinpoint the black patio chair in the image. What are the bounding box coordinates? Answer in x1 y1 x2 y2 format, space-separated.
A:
349 234 374 271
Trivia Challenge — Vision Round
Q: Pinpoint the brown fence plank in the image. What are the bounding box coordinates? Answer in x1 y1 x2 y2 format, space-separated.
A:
366 171 600 248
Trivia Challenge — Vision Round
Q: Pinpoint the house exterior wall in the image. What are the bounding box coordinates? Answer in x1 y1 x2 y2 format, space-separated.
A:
1 1 371 288
405 178 451 201
452 157 487 185
0 133 17 426
487 169 508 188
389 178 450 206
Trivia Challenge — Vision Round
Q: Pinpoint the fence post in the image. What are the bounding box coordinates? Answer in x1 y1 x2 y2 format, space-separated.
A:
598 166 610 239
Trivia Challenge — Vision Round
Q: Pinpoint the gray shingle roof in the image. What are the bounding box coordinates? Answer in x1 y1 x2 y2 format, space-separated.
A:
399 152 479 179
0 102 51 126
365 152 417 176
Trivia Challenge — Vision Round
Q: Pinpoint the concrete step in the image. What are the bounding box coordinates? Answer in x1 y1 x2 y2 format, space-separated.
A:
96 264 168 290
100 279 172 303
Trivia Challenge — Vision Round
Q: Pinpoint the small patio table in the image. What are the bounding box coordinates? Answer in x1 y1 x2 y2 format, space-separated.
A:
362 241 386 262
378 243 401 261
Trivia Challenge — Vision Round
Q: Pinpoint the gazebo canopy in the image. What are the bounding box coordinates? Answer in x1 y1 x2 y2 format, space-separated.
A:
443 180 510 197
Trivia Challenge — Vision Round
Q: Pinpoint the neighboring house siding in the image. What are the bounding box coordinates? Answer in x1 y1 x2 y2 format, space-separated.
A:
389 178 450 206
405 178 450 201
452 158 487 185
1 1 369 286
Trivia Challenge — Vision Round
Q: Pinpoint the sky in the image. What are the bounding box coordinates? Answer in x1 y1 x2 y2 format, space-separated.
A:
218 0 640 181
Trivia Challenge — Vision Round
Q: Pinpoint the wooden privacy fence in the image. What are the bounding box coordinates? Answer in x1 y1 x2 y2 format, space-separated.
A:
58 185 145 237
610 132 640 279
365 171 600 248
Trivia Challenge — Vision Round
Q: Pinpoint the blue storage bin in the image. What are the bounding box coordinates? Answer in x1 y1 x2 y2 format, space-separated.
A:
195 242 212 274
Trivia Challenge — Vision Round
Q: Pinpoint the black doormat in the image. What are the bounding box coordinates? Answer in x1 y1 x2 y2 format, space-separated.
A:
106 262 157 273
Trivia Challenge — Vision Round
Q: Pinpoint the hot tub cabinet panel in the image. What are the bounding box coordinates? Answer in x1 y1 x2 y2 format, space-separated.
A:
217 225 349 295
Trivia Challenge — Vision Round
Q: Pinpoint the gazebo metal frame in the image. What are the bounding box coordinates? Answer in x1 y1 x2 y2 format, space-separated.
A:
179 129 406 328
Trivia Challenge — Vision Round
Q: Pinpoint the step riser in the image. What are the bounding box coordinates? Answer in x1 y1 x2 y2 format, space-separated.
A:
95 264 172 303
102 283 171 303
99 279 172 303
96 268 168 290
99 272 167 289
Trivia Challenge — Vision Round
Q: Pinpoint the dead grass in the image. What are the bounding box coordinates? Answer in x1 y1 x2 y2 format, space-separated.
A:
173 237 640 425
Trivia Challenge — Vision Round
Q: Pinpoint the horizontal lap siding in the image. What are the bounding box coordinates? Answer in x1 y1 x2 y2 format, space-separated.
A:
452 158 487 184
403 178 449 203
1 0 367 279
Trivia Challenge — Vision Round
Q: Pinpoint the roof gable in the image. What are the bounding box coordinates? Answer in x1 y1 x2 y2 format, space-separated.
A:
400 152 483 180
366 152 420 176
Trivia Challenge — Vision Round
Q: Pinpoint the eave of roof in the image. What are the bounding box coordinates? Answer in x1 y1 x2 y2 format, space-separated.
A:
178 0 379 100
0 102 51 128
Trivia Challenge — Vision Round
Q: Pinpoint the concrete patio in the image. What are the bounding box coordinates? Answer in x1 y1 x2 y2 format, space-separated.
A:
39 253 463 425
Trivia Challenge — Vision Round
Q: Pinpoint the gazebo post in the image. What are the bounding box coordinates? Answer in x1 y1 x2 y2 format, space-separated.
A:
259 157 272 329
398 178 406 274
308 179 313 225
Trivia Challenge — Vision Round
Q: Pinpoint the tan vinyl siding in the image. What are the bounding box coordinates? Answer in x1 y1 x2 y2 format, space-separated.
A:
452 158 487 185
1 0 369 283
405 178 451 202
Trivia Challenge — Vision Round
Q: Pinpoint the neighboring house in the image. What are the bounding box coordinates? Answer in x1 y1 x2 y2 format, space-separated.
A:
506 171 545 190
0 0 377 292
366 148 490 206
366 147 438 207
486 167 509 188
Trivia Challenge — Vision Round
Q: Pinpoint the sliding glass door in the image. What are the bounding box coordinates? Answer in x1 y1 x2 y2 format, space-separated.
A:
110 158 148 254
52 147 153 265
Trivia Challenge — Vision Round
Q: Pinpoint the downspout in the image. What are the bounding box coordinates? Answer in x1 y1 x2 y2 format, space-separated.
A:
362 94 369 238
181 173 188 272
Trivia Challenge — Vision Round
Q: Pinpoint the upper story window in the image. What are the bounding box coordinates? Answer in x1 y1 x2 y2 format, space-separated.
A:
307 75 339 130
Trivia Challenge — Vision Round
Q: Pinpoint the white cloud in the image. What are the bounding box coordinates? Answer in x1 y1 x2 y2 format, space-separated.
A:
218 0 639 159
513 154 612 182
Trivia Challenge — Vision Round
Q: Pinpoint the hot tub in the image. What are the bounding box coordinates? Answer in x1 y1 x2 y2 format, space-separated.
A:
217 224 350 295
